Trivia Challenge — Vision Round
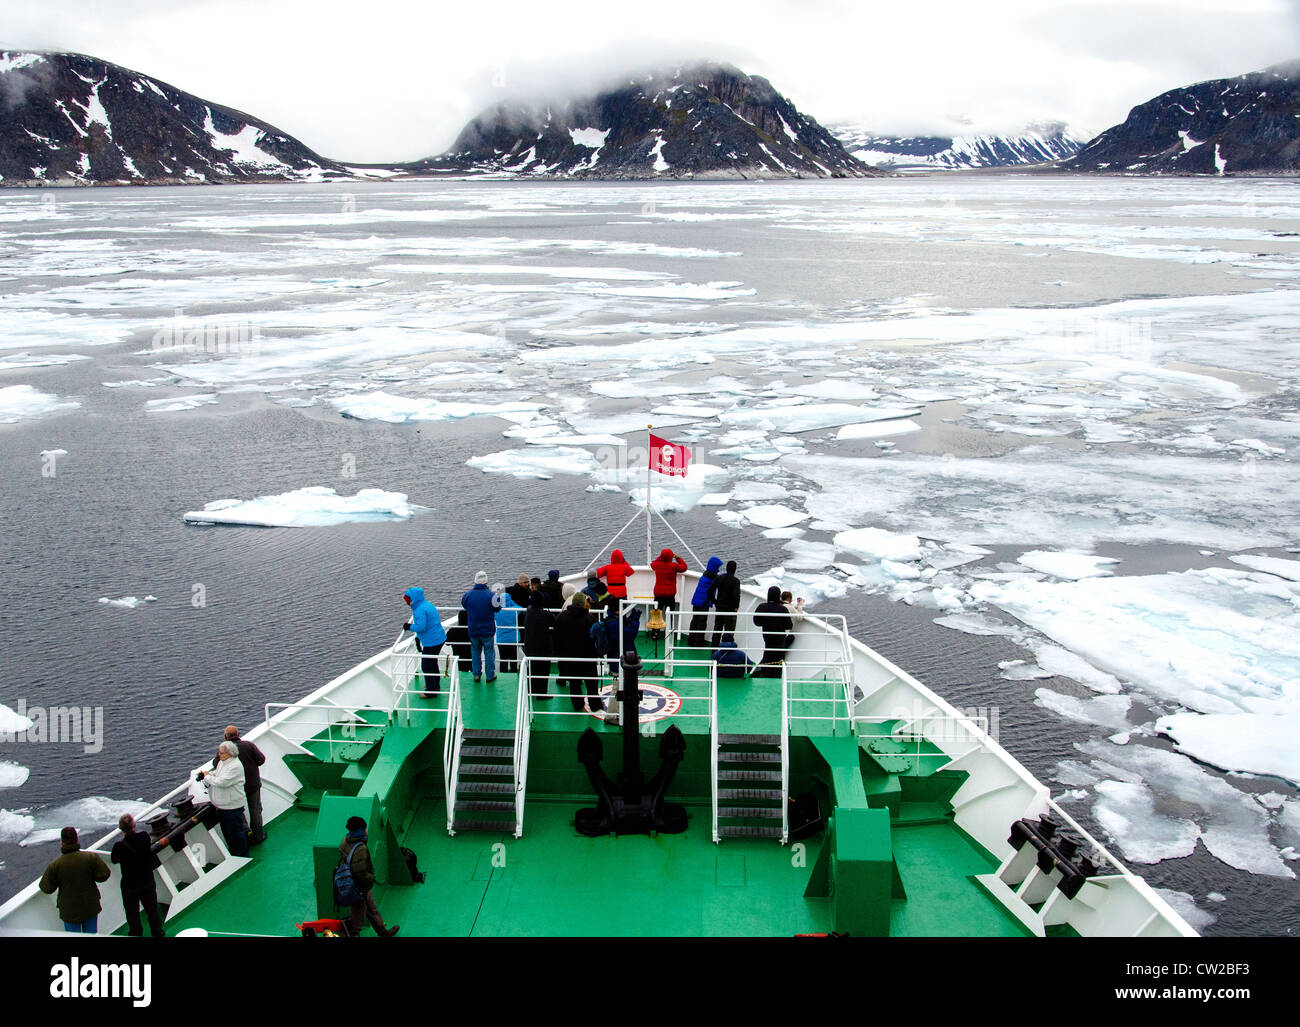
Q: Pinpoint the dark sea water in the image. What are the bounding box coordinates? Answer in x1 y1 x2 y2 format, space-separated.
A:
1 176 1298 935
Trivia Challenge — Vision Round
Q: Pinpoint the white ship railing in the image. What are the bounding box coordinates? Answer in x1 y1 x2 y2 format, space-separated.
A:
513 661 531 838
443 659 463 835
780 664 790 844
711 664 720 844
262 701 381 760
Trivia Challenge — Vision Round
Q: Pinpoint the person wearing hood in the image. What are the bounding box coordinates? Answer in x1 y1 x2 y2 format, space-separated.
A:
403 586 448 698
711 636 754 679
753 585 796 674
197 741 250 857
596 549 634 600
462 571 502 683
560 582 578 610
650 548 689 615
688 555 723 648
540 570 565 610
506 574 532 608
707 560 743 649
523 590 555 698
39 827 111 932
553 592 600 712
337 816 399 937
493 583 523 674
582 574 606 605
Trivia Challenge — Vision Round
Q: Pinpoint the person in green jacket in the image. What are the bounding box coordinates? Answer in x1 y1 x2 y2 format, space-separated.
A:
39 827 111 932
338 816 399 938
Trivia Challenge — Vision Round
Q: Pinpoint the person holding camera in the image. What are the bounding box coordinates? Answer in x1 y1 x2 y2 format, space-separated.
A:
197 741 250 857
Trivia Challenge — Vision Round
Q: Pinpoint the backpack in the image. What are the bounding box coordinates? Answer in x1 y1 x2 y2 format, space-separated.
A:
401 846 425 884
333 842 364 907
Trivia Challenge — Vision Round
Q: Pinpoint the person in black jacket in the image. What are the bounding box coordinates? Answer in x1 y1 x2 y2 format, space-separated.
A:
540 570 565 610
553 593 600 712
506 573 532 608
753 585 795 675
213 726 268 844
446 609 472 673
522 590 555 699
707 560 742 649
111 814 163 937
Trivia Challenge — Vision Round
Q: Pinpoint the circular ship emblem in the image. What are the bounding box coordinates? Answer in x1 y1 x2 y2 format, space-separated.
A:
591 681 682 723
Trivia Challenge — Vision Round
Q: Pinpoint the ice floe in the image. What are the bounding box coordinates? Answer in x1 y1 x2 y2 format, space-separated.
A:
1016 551 1120 580
0 760 29 789
97 596 158 609
0 384 79 423
329 392 543 424
467 446 599 480
184 487 424 527
1156 712 1300 785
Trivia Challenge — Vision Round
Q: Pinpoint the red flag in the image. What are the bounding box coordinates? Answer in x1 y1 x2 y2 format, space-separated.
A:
649 433 691 477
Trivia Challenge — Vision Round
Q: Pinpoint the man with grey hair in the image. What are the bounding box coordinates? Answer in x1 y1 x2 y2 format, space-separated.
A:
212 725 267 845
197 741 250 857
111 813 164 937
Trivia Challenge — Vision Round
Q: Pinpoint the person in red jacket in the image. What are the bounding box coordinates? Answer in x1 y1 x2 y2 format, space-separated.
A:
596 549 634 601
649 548 688 614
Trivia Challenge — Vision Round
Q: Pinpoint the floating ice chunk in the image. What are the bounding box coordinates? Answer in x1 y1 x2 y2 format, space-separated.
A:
696 492 732 506
763 526 805 540
783 539 836 569
1156 712 1300 785
1031 644 1123 694
716 509 746 528
184 487 425 527
1093 780 1200 864
1034 689 1132 731
17 796 153 848
329 392 543 424
1230 438 1285 457
40 448 68 458
651 403 722 418
0 760 29 789
933 612 1026 639
731 481 789 502
751 569 846 606
742 505 807 530
1000 660 1055 681
97 595 158 609
722 403 921 434
145 393 218 413
0 384 79 423
1079 420 1137 444
834 527 923 563
1081 739 1293 878
776 380 880 402
0 352 90 371
1153 890 1216 932
1228 554 1300 582
467 447 598 480
1017 551 1120 580
0 810 35 844
0 703 34 735
971 569 1300 718
522 433 625 447
837 418 920 440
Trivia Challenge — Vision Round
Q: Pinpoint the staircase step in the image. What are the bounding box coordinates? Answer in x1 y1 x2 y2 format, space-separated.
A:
717 769 781 783
454 800 515 813
463 729 515 740
461 745 513 759
717 752 780 764
459 763 513 777
718 825 783 839
457 781 514 795
718 788 782 802
452 818 516 833
718 733 781 746
719 806 782 820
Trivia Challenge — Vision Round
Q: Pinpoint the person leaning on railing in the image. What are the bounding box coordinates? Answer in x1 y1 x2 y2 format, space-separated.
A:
753 586 795 677
197 741 250 857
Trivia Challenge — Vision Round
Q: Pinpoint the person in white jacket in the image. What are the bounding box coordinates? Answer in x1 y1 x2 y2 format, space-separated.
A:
197 741 250 857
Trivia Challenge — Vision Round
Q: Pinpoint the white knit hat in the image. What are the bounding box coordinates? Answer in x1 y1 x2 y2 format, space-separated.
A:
491 582 505 594
475 570 489 584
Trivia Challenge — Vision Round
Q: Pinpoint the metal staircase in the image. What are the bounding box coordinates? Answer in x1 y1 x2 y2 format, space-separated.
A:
450 727 519 836
713 733 787 841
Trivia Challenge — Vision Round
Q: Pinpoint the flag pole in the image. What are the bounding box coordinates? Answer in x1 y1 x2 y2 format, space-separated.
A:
645 423 653 566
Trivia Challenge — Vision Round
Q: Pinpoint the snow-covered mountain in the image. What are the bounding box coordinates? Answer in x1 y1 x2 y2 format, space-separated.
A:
0 50 373 185
430 63 882 179
1064 60 1300 175
832 122 1089 171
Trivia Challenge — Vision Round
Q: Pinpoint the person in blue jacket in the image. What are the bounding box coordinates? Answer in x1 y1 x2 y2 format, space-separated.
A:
403 587 447 698
493 583 523 674
461 571 502 683
711 635 754 679
688 555 723 648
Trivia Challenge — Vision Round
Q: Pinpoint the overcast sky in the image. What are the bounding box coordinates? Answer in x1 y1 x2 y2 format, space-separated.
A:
6 0 1300 161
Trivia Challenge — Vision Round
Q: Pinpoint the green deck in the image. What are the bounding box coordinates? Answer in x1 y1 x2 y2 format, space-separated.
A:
152 637 1032 938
